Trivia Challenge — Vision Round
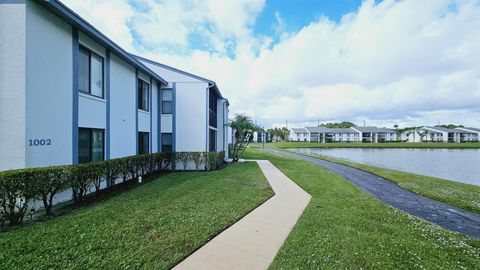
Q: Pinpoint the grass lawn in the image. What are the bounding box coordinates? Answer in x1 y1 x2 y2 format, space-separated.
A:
243 148 480 269
269 141 480 149
294 152 480 214
0 162 273 269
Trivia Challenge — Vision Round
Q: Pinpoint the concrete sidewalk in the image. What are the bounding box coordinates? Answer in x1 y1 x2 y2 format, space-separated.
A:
173 160 311 270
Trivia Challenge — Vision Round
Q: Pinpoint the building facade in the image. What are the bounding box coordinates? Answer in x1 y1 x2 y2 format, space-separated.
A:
0 0 228 171
306 127 361 143
289 128 310 142
457 127 480 141
134 56 229 155
419 127 477 143
351 127 396 143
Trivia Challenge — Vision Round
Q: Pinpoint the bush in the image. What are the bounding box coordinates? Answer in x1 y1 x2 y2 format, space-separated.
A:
0 151 227 227
177 152 192 170
105 159 122 187
69 164 94 205
118 157 133 182
161 152 175 170
0 169 36 225
217 151 225 169
89 162 107 194
31 166 69 216
191 152 204 171
205 152 219 171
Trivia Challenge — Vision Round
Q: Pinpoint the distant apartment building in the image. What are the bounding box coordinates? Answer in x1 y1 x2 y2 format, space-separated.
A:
289 128 310 142
350 127 396 143
305 127 360 143
289 124 479 144
289 126 396 143
457 127 480 141
419 127 478 143
0 0 229 171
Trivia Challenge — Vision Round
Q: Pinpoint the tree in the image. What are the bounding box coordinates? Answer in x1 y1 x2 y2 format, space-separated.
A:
229 114 261 161
323 121 355 128
266 127 290 142
393 124 400 141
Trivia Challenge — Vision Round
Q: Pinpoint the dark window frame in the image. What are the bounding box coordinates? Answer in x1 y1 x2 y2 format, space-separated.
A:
138 132 150 154
78 128 105 163
78 45 104 99
209 90 217 127
209 128 216 152
161 89 173 114
161 133 173 152
137 79 150 112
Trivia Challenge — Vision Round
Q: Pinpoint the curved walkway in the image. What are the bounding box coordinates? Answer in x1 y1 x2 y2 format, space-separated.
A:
173 160 311 270
269 148 480 238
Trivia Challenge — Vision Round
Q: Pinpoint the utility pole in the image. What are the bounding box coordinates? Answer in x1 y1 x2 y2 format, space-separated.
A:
262 131 265 149
363 120 366 127
317 120 320 126
286 120 288 129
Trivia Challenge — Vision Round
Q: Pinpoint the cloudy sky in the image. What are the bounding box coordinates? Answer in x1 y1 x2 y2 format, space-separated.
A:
61 0 480 129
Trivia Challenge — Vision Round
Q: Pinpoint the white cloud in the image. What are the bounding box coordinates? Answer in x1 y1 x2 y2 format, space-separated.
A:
60 0 480 128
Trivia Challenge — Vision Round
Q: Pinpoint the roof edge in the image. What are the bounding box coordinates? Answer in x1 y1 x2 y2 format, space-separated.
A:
34 0 168 86
132 54 226 100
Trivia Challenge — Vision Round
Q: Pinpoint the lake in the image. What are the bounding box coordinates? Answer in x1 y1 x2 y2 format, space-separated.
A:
290 148 480 186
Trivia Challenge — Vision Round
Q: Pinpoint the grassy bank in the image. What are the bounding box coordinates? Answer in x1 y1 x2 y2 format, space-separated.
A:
269 141 480 149
0 163 273 269
243 148 480 269
296 152 480 214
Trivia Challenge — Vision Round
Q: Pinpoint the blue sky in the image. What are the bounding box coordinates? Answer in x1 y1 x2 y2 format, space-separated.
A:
254 0 364 35
62 0 480 128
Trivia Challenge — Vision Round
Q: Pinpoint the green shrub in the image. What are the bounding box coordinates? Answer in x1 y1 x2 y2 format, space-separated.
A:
161 152 175 170
177 152 192 170
205 152 219 171
87 162 106 194
69 164 94 205
217 151 225 168
0 169 36 225
127 156 138 180
0 151 227 227
135 154 151 175
191 152 204 171
105 159 122 187
118 157 133 182
31 166 69 216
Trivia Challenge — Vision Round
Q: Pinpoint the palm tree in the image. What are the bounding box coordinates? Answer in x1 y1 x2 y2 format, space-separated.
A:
228 114 261 161
393 124 400 141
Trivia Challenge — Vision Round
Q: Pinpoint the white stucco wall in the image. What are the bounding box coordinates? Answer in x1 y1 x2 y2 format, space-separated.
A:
25 1 73 168
137 110 151 132
175 82 208 152
0 2 26 170
79 94 107 129
109 54 136 158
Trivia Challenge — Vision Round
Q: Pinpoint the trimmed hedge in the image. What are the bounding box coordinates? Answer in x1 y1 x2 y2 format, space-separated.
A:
0 151 226 227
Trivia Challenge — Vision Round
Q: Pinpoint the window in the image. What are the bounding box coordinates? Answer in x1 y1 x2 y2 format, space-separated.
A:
138 79 149 111
78 128 104 163
209 129 216 152
78 46 104 98
161 133 173 152
209 90 217 127
162 89 173 114
138 132 150 154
